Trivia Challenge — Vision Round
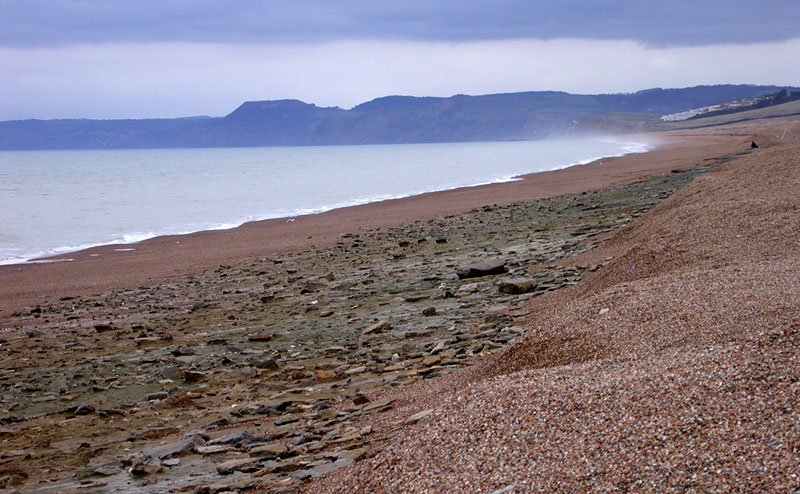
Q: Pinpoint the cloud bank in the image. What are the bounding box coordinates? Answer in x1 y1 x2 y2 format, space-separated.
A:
3 38 799 120
2 0 798 47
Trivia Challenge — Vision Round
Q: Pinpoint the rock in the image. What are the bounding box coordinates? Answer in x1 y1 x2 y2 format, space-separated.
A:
163 391 196 408
497 277 538 294
73 460 122 479
93 323 115 333
250 442 288 460
456 259 507 279
170 346 195 356
422 355 442 366
422 307 437 316
235 400 293 416
293 458 355 479
274 414 299 426
339 447 368 461
182 370 205 383
247 334 272 342
352 393 370 405
491 485 516 494
256 458 305 474
174 354 201 365
195 445 233 455
362 398 395 413
362 320 392 335
159 366 181 380
315 370 336 380
254 357 279 370
141 434 205 460
130 459 161 476
0 452 28 461
405 328 435 338
217 458 260 475
73 405 95 416
430 341 446 354
145 391 169 401
345 366 366 375
300 281 326 294
208 430 260 446
484 306 511 325
140 427 180 440
404 409 434 425
598 308 610 315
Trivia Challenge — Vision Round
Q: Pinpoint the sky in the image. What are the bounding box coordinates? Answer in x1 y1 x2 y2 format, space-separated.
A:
1 0 799 120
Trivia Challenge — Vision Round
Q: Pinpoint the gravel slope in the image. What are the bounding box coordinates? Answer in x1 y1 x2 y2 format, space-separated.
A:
307 123 800 492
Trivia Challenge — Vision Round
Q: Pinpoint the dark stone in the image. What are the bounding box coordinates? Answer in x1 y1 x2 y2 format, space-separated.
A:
73 405 95 416
170 346 195 356
254 357 279 370
497 278 538 294
456 259 507 279
93 324 115 333
140 434 205 461
182 370 205 383
208 430 261 446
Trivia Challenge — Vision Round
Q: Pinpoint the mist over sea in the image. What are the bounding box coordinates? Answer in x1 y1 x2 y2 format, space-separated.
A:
0 138 649 265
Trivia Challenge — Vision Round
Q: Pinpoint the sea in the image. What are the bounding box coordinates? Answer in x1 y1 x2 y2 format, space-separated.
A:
0 138 650 265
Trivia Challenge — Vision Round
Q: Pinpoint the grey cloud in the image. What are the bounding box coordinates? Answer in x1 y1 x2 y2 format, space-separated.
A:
1 0 798 47
3 38 799 120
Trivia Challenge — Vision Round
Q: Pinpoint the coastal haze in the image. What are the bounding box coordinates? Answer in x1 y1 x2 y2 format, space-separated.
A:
1 84 796 150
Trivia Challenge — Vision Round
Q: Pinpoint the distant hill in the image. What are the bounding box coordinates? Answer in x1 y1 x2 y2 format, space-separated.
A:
0 84 796 150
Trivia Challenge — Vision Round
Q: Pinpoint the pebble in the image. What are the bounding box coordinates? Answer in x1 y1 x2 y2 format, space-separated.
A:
404 409 434 425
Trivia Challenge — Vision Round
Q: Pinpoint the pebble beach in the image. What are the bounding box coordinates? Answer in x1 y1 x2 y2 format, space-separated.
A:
0 119 797 493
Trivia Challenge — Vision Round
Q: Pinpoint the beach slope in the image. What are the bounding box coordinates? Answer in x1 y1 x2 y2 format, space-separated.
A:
307 124 800 491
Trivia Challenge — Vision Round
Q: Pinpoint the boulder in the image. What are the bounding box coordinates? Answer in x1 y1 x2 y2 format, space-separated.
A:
217 457 260 475
250 442 289 460
141 434 205 461
362 320 392 335
208 430 260 446
497 277 538 294
456 260 507 279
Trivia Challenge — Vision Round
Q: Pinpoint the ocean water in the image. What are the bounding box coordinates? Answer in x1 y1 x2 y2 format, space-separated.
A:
0 138 649 265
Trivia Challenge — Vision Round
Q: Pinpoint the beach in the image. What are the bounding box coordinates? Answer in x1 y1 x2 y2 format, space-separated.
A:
0 118 797 493
1 130 737 313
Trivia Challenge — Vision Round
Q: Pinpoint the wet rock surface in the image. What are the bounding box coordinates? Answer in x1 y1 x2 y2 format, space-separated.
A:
0 168 710 493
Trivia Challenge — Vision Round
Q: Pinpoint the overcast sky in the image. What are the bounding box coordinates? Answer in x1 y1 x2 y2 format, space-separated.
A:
1 0 799 119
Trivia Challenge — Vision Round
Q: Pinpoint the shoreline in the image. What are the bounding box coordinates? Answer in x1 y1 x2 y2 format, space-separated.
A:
0 130 750 312
0 137 651 267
